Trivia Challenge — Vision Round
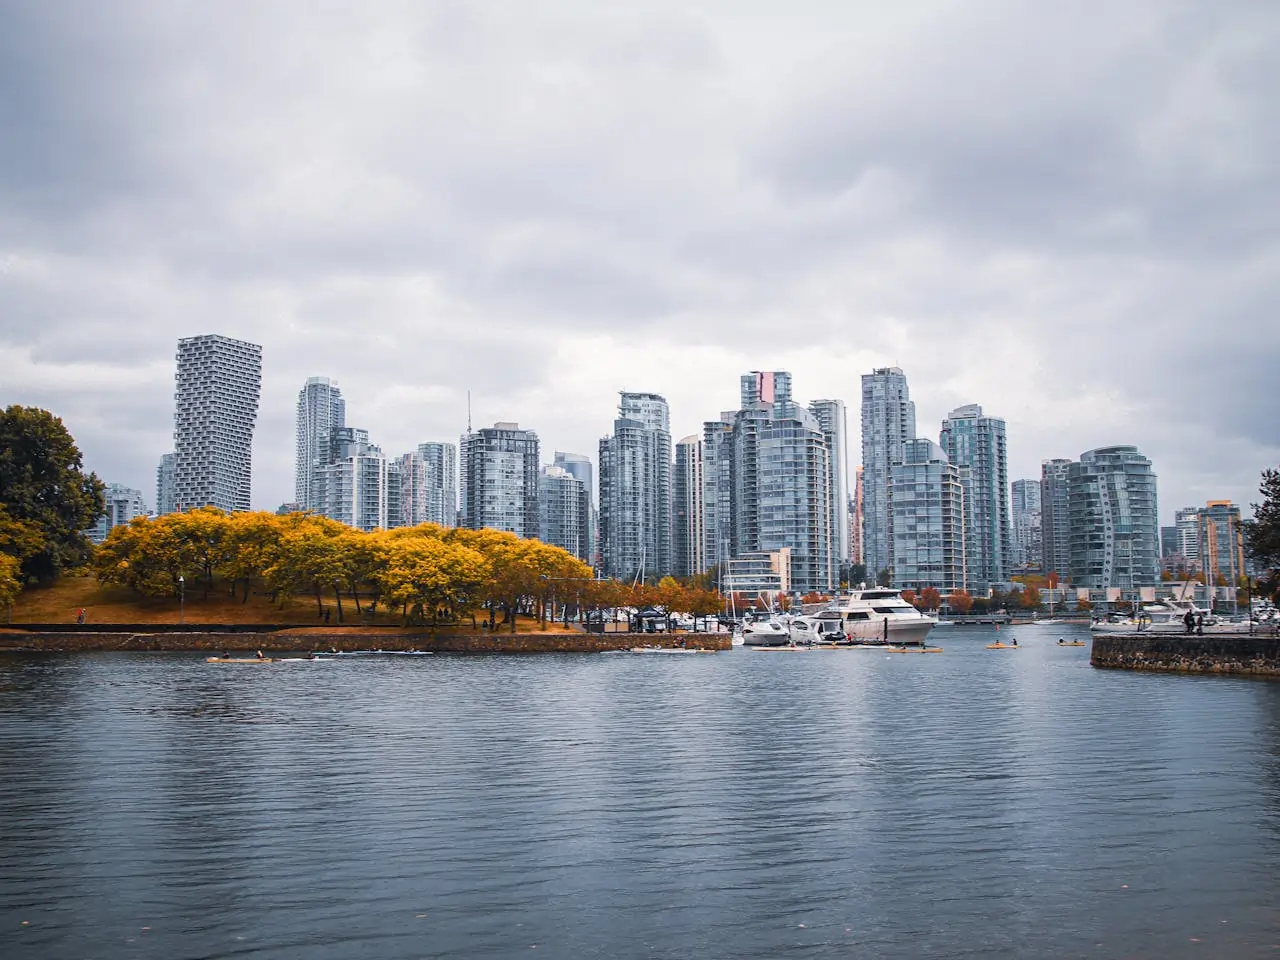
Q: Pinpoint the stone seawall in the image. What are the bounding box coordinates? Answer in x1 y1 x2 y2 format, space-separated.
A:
1091 633 1280 676
0 631 731 654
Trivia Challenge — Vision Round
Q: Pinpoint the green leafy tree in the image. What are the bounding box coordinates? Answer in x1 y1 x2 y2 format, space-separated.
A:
0 406 105 581
1245 468 1280 574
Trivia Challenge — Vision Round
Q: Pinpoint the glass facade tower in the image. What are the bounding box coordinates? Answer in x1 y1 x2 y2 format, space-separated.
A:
939 404 1010 591
861 368 916 583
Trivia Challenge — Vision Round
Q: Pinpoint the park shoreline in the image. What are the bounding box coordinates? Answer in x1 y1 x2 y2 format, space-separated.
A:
0 628 731 654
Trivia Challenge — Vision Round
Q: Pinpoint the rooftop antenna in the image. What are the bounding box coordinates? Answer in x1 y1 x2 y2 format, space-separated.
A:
466 389 472 433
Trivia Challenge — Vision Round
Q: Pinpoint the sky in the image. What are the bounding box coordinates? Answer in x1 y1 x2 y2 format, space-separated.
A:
2 0 1277 522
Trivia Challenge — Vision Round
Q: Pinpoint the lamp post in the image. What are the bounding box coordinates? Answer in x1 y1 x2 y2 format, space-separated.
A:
179 575 185 626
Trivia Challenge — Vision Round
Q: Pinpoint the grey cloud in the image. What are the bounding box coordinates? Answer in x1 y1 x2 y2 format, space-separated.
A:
0 0 1276 515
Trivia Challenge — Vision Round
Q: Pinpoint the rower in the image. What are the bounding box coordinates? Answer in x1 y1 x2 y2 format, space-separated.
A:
255 650 265 660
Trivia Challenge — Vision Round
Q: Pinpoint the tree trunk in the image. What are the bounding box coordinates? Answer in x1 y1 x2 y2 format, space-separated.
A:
333 586 344 623
350 584 363 614
242 579 251 604
314 584 323 617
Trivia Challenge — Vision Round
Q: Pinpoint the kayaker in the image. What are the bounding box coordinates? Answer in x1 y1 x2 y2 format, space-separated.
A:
255 650 265 660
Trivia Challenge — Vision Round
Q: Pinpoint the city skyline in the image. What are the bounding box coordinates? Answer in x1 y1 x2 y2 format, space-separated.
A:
3 4 1276 521
74 342 1265 532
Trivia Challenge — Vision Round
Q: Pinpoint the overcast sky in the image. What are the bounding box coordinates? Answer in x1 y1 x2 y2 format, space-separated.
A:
3 0 1277 521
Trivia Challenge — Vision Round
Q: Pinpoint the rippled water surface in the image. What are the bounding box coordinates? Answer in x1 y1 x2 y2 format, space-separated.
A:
4 623 1280 958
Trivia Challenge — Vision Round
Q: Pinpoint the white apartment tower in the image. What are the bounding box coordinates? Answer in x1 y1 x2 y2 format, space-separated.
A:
599 392 672 581
860 367 916 582
418 442 458 528
172 335 262 512
939 404 1011 591
673 436 705 577
809 399 851 567
156 453 176 516
87 483 149 544
460 423 541 536
295 377 345 512
317 427 388 532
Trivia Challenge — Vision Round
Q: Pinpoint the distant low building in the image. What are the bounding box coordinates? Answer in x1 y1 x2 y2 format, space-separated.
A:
723 547 791 601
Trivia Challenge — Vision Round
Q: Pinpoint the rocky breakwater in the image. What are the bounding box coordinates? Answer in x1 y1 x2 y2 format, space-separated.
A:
1091 632 1280 676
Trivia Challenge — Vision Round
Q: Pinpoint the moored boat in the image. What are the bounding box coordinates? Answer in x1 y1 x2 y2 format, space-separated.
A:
791 588 936 646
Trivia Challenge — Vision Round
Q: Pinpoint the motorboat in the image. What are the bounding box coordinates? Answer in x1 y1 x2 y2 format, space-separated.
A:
739 618 793 647
790 588 936 646
1090 596 1240 634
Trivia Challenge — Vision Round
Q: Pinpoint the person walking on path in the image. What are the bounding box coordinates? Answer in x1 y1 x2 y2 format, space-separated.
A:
1184 610 1196 635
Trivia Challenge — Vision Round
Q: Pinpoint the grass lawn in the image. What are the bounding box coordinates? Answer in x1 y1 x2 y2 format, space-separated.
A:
7 576 580 634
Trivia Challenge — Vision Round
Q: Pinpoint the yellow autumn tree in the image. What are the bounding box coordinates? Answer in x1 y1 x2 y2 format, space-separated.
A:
0 553 20 622
372 533 490 625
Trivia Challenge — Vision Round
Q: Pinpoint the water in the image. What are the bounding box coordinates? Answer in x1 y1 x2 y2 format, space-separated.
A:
3 622 1280 959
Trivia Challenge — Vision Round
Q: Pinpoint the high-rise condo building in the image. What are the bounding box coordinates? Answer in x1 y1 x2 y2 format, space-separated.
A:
87 483 149 544
673 436 705 578
708 372 833 594
460 422 540 537
295 377 345 513
700 416 736 578
939 404 1010 591
538 465 591 562
861 367 916 583
809 399 851 568
1197 501 1245 586
553 451 595 563
1010 478 1043 571
317 427 388 532
418 442 458 527
890 439 968 592
599 392 672 581
156 453 176 516
1173 506 1201 571
851 466 864 568
1066 445 1159 589
172 334 262 512
1040 459 1073 579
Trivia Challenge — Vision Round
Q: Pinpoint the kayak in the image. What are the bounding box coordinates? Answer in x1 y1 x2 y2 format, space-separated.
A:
985 643 1019 650
205 657 277 664
886 646 944 653
1057 641 1086 647
629 647 715 654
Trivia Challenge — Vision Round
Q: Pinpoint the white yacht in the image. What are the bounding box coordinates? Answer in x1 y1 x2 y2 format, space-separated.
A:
739 617 793 647
789 588 936 646
1090 596 1240 634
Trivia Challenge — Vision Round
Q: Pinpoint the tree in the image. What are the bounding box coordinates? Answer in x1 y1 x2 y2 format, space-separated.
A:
0 406 105 581
1021 584 1042 611
0 553 20 622
1245 468 1280 573
947 590 973 614
919 587 942 611
901 589 919 607
875 568 892 587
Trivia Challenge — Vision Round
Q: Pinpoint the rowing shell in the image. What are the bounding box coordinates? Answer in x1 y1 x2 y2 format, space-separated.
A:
205 657 277 664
